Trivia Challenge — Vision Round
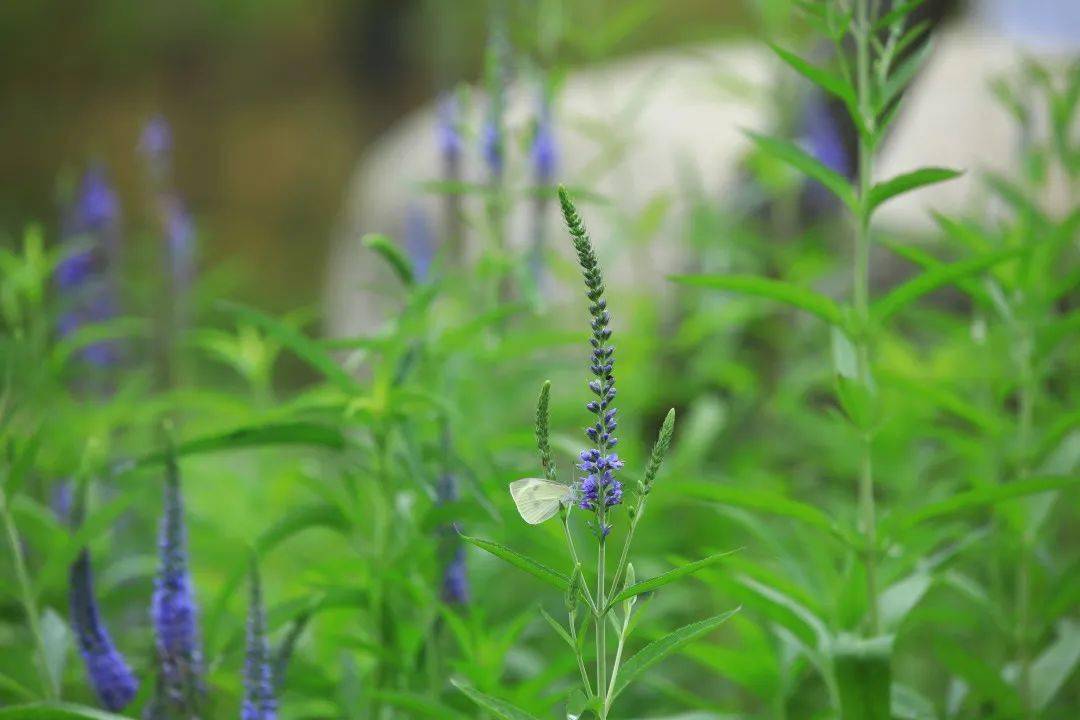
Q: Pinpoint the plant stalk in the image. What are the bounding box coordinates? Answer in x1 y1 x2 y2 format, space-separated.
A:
853 0 881 636
0 484 58 699
596 537 608 717
1015 330 1036 719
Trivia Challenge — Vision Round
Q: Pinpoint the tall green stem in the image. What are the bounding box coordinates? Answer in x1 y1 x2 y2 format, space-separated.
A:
0 484 58 699
853 0 880 635
1015 330 1036 719
596 538 608 717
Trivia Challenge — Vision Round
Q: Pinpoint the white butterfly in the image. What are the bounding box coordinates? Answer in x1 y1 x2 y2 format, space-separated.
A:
509 477 574 525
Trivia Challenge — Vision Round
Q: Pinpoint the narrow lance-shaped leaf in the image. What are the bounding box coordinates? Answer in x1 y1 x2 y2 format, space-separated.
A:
610 607 740 699
362 233 414 286
871 246 1022 323
671 481 854 545
866 166 961 214
671 273 845 327
0 703 136 720
606 548 740 610
459 535 570 591
217 301 362 394
744 131 858 211
872 0 927 31
451 680 541 720
370 691 471 720
128 422 346 470
882 475 1080 535
768 43 857 115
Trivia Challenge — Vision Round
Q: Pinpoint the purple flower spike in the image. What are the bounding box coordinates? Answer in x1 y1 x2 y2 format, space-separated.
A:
558 187 624 526
531 98 557 184
70 551 139 712
242 565 278 720
437 93 463 167
55 166 124 372
797 90 854 215
139 115 173 171
481 119 504 179
152 452 204 710
69 166 121 239
441 545 470 605
404 204 435 283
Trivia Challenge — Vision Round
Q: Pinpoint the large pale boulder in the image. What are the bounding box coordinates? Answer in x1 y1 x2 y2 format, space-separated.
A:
325 8 1079 338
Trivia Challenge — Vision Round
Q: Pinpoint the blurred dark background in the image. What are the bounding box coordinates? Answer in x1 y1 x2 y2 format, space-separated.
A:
0 0 751 311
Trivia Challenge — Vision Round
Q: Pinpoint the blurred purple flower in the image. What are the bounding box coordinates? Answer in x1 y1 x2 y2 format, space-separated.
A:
531 98 558 185
151 454 204 708
437 94 463 167
162 195 196 295
434 473 469 605
55 166 124 369
441 546 470 605
797 91 854 214
242 566 277 720
404 204 435 283
139 115 173 177
70 550 139 712
481 118 504 179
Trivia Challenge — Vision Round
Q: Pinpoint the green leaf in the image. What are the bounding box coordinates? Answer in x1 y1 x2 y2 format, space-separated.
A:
0 670 36 702
460 535 570 591
218 301 362 394
129 422 345 469
371 691 471 719
871 247 1022 323
611 607 739 699
866 167 961 214
1031 619 1080 711
451 680 541 720
876 40 934 114
883 475 1080 534
49 317 151 371
744 131 857 211
362 233 414 286
0 704 133 720
891 683 938 720
834 634 893 720
671 273 844 326
539 606 575 650
872 0 926 30
606 548 740 610
879 241 995 310
935 637 1020 715
671 481 852 544
39 609 69 695
768 43 856 112
205 503 351 649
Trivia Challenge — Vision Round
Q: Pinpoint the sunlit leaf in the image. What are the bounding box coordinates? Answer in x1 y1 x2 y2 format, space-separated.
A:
362 233 414 287
0 704 132 720
451 680 540 720
671 273 845 326
128 422 346 469
606 548 740 609
866 167 961 214
610 608 739 699
871 247 1022 323
460 535 570 591
218 301 362 394
884 475 1080 534
744 131 858 211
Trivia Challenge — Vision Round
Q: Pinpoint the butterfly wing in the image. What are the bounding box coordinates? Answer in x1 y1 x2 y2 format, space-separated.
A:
509 478 571 524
